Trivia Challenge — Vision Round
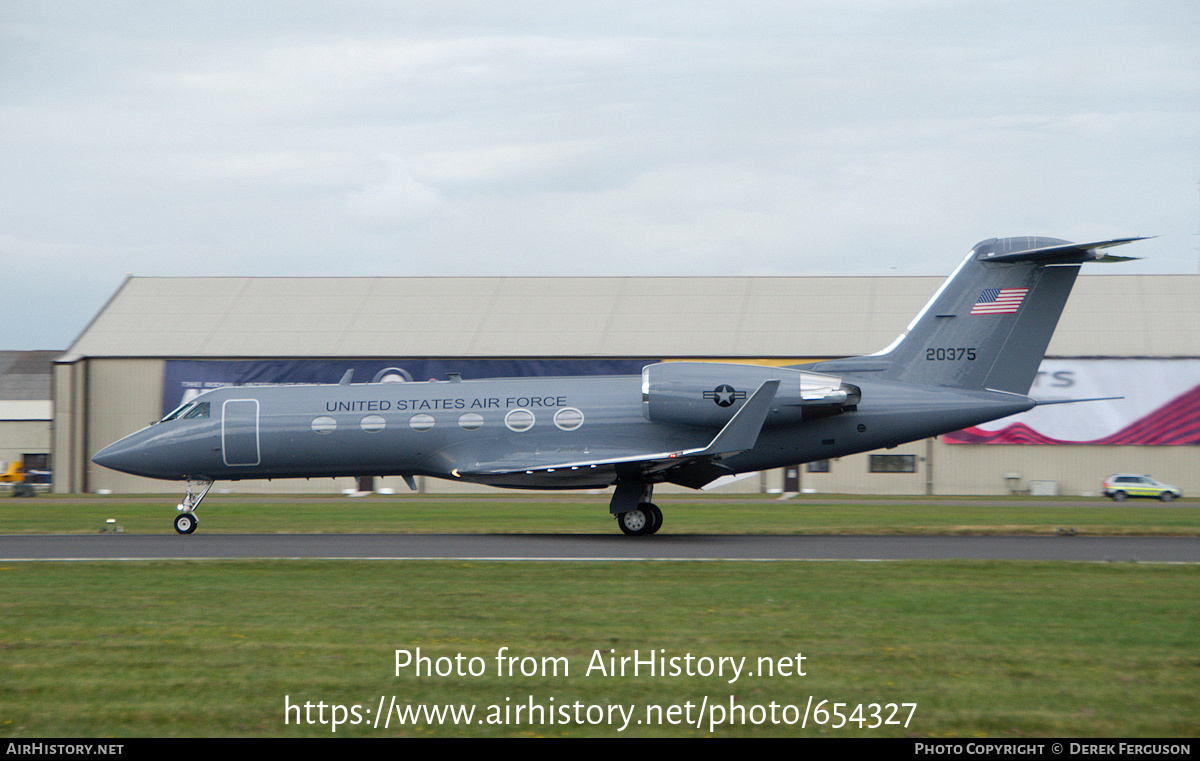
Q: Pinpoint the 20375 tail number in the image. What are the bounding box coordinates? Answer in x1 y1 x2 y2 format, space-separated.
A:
926 347 976 361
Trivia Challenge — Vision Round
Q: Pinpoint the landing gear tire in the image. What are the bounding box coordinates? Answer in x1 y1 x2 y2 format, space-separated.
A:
617 503 662 536
642 502 662 535
174 512 198 535
617 508 649 536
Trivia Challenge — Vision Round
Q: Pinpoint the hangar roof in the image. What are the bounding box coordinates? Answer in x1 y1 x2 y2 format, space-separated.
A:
0 351 56 400
0 350 56 420
60 274 1198 361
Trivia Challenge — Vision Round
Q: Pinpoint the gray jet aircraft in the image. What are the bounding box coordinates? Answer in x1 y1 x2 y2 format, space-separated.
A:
92 236 1143 535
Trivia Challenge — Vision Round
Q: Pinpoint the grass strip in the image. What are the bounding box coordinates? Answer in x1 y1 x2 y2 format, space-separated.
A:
3 494 1197 535
2 560 1197 737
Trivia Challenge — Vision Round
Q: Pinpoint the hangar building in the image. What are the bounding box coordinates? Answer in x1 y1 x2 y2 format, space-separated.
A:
53 272 1200 498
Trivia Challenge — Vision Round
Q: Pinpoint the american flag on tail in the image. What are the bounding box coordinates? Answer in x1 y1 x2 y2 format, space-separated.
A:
970 287 1028 315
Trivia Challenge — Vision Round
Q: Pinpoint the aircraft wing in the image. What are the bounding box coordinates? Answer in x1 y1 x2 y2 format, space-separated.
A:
453 379 781 488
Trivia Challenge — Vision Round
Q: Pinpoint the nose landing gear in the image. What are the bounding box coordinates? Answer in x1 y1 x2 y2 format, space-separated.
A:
174 512 198 534
174 477 213 534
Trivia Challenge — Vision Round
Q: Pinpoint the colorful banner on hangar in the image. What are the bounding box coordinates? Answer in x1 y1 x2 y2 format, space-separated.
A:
946 359 1200 445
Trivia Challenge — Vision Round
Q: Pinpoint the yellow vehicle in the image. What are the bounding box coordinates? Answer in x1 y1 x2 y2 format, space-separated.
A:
0 460 23 483
1 460 38 496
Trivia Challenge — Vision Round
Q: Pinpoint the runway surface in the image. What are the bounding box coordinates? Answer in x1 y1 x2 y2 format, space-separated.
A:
2 533 1196 562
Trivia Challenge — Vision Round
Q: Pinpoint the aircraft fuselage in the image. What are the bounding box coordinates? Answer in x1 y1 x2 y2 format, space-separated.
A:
92 372 1033 489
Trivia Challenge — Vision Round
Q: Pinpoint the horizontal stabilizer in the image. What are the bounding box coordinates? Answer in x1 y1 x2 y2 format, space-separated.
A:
1032 396 1124 406
978 236 1150 264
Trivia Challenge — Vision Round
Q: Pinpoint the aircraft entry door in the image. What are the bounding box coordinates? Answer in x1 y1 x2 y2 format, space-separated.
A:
222 399 261 467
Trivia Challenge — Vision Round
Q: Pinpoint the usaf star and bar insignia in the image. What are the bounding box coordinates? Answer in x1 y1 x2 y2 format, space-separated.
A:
703 384 747 407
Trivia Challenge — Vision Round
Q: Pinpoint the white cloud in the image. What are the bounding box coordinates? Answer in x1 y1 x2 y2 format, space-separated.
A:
2 1 1198 348
345 155 444 226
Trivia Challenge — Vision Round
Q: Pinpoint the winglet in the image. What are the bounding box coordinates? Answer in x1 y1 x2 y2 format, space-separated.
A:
698 379 780 457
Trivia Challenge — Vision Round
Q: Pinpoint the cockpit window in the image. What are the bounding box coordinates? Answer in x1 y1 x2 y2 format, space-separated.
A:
161 401 211 422
182 402 210 419
161 402 194 422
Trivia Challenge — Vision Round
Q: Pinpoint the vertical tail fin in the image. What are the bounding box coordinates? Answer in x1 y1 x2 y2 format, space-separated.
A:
809 237 1144 394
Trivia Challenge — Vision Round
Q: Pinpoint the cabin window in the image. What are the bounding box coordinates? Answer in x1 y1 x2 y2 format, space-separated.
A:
361 415 386 433
553 407 584 431
311 416 337 434
505 409 535 432
458 412 484 431
409 413 435 431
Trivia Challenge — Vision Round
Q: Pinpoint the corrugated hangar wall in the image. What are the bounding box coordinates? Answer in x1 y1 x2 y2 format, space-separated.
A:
53 274 1200 498
0 351 54 480
53 359 165 494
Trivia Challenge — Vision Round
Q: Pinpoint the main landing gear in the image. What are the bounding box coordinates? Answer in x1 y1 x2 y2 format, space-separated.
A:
174 477 213 535
611 480 663 536
616 502 663 536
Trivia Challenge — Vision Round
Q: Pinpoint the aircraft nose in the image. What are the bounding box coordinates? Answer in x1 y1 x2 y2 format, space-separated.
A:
92 439 135 473
92 434 156 477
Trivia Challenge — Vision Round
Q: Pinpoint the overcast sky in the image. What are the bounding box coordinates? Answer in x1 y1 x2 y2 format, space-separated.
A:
3 1 1198 351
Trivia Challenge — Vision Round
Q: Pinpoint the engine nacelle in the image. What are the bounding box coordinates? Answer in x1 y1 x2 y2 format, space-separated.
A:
641 362 859 428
